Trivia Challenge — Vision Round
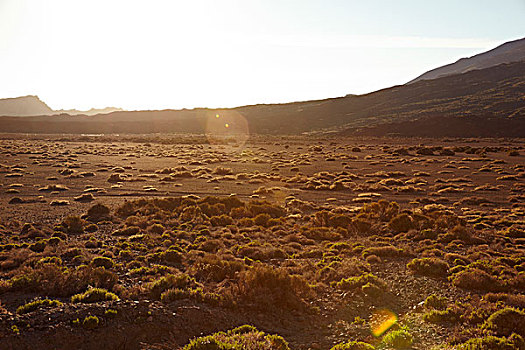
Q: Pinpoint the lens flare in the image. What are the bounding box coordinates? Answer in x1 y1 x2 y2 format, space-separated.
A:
371 309 398 337
204 110 249 150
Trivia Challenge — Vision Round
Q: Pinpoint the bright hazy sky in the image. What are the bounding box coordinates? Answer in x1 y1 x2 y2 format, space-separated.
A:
1 0 524 111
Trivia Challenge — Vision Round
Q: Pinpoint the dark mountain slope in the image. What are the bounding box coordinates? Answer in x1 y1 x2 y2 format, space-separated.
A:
0 61 523 137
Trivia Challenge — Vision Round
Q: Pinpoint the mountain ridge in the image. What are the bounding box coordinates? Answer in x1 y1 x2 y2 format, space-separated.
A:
408 37 525 83
0 95 122 117
0 60 523 137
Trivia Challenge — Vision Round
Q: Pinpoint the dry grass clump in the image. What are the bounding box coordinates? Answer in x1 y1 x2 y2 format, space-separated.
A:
7 264 117 297
60 215 85 234
407 257 449 277
50 199 70 206
235 264 312 310
74 193 96 202
192 254 246 282
38 184 69 191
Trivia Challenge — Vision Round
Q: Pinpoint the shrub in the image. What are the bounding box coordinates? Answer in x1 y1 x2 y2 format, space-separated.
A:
423 308 460 324
161 250 183 265
363 246 403 258
71 288 119 303
182 327 291 350
104 309 118 318
230 325 258 334
193 255 245 282
254 213 271 227
423 294 447 310
148 223 165 234
112 226 141 237
382 328 413 349
210 215 234 227
336 273 386 292
8 264 117 297
91 256 114 269
84 223 98 233
388 214 414 233
62 216 84 234
149 273 193 299
87 203 111 220
407 258 449 278
235 265 312 310
16 298 62 314
330 341 375 350
484 293 525 309
82 315 99 329
451 268 507 292
483 307 525 337
29 240 46 252
160 288 222 305
458 335 525 350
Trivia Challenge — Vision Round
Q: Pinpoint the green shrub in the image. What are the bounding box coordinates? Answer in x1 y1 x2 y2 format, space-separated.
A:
182 326 291 350
382 328 413 349
91 256 114 269
330 341 375 350
82 315 99 329
36 256 62 266
161 288 222 305
8 264 117 297
423 308 459 324
104 309 118 318
483 307 525 337
230 325 258 334
16 298 62 314
423 294 447 310
71 288 119 303
336 273 386 292
451 268 507 292
458 334 525 350
149 273 193 299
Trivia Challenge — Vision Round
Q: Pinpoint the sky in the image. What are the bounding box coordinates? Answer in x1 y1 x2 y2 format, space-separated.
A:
0 0 524 111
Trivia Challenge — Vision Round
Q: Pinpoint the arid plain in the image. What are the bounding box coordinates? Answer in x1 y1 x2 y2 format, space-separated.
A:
0 134 523 349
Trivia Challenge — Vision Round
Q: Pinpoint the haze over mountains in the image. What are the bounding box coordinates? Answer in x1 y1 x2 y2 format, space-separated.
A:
1 37 524 137
0 96 122 117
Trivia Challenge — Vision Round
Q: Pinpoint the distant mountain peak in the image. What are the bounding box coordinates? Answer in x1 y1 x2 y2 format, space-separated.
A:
0 95 53 116
408 37 525 83
52 107 124 116
0 95 123 117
